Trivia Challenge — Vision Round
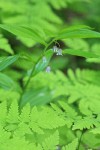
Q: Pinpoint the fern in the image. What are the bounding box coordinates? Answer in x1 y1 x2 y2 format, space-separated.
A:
42 130 59 150
0 84 100 149
19 103 30 123
25 70 100 133
90 127 100 134
0 0 69 47
0 89 20 103
0 34 13 54
0 101 7 126
0 0 100 149
0 100 67 149
62 138 78 150
72 116 99 130
7 100 19 124
26 69 100 110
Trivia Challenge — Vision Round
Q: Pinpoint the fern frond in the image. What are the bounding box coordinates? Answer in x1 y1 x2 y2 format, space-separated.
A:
82 131 100 149
29 106 44 134
0 98 99 149
0 125 11 144
30 106 66 134
62 138 78 150
58 101 78 118
7 100 19 123
0 89 20 103
14 122 32 137
19 103 30 123
0 101 7 126
90 127 100 134
51 101 78 128
72 116 99 130
42 130 59 150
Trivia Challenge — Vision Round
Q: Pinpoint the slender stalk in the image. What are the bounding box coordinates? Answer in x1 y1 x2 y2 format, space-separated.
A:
77 130 84 150
43 38 55 53
19 39 55 107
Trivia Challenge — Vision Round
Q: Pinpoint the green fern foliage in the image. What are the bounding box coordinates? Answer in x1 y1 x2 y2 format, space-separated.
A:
7 100 19 124
0 100 67 149
1 99 99 149
42 130 59 150
0 0 100 149
62 138 78 150
0 71 100 149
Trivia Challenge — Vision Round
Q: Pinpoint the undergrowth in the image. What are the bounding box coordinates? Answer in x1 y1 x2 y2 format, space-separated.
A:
0 0 100 150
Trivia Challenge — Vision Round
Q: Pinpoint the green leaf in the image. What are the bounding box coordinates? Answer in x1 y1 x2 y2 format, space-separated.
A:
63 49 99 58
0 101 7 126
29 107 44 134
0 34 14 54
28 49 53 77
0 55 19 71
19 104 30 123
0 72 19 90
0 24 47 45
7 100 19 124
20 88 53 107
72 117 99 130
86 58 100 63
56 25 100 39
90 127 100 134
60 25 92 33
62 138 78 150
42 130 59 150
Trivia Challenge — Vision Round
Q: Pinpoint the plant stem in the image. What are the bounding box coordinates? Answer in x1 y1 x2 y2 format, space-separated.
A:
43 38 55 53
77 130 84 150
19 39 55 107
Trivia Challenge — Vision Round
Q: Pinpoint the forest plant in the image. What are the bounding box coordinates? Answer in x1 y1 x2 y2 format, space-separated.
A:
0 1 100 150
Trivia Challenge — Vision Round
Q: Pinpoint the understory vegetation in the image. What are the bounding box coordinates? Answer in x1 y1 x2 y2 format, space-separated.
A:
0 0 100 149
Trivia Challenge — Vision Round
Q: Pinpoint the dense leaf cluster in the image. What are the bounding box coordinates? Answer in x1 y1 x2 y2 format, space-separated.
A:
0 0 100 150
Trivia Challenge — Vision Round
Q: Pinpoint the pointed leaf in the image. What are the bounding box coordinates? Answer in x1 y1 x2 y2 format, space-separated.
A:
0 55 19 71
0 24 47 45
0 72 20 90
56 25 100 39
7 100 19 124
28 49 53 77
0 34 14 54
63 49 99 58
62 138 78 150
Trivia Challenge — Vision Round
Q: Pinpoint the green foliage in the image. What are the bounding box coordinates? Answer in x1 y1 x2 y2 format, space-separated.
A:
0 72 19 90
0 0 100 149
31 50 54 76
0 55 19 71
0 100 66 149
0 98 100 149
56 25 100 39
0 34 13 54
62 138 78 150
0 24 47 45
63 48 99 58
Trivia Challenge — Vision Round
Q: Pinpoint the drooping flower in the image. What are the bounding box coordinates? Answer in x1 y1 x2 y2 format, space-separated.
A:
46 66 51 73
52 45 58 53
56 48 63 56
